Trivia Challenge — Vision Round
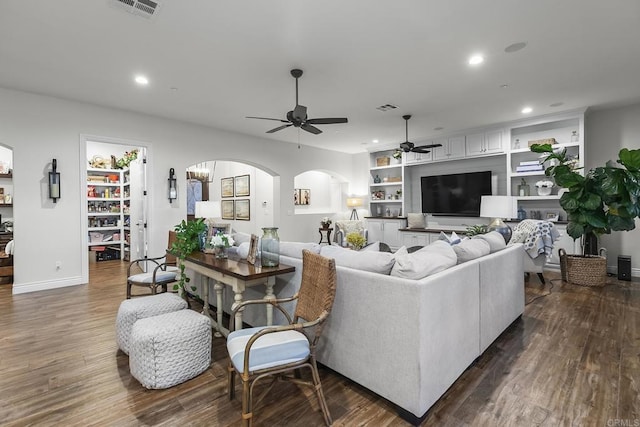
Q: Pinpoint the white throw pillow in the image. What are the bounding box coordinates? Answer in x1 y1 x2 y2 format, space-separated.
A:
232 232 252 246
279 241 321 258
453 239 491 263
407 213 426 229
438 231 462 245
236 242 250 258
472 231 506 253
390 240 457 279
320 245 395 275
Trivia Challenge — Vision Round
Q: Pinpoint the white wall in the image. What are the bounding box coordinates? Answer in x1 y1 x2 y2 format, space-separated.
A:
0 87 361 293
586 103 640 276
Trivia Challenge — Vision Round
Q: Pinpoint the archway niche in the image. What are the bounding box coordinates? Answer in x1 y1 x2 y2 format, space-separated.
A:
293 170 349 217
185 159 277 235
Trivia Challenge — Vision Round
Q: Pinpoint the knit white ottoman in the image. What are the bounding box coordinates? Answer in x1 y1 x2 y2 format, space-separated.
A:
116 293 188 355
129 309 212 389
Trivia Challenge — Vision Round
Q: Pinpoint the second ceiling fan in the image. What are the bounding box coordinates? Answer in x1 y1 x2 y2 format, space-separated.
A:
247 69 348 135
398 114 442 153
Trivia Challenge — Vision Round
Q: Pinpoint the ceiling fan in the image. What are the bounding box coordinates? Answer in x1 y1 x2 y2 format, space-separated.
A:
398 114 442 153
246 69 348 135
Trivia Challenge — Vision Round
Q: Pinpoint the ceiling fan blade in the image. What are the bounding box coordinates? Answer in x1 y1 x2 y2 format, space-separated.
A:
266 124 293 133
293 105 307 121
306 117 348 125
301 123 322 134
411 147 432 154
418 143 443 149
246 116 289 123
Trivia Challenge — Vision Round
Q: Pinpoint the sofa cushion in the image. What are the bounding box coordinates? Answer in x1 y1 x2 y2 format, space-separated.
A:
236 241 250 258
407 213 426 229
472 231 506 253
280 241 321 258
232 231 252 246
359 241 380 252
390 240 457 279
453 238 491 263
320 245 395 275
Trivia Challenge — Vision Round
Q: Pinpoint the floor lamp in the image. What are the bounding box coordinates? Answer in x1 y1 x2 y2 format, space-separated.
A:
480 195 514 243
346 197 363 220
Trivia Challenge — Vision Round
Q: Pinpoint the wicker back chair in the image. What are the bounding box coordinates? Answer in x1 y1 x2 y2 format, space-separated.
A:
126 231 179 298
226 249 337 426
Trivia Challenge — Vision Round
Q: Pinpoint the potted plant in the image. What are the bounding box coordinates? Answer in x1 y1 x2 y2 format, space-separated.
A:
346 232 366 250
530 144 640 255
320 217 332 229
171 218 207 296
392 149 403 163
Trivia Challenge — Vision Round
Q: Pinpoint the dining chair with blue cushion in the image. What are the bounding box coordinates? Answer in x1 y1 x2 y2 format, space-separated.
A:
126 231 179 298
226 249 337 426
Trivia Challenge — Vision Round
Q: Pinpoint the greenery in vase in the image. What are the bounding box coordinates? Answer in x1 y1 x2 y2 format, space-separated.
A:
346 232 366 250
171 218 207 296
465 224 489 237
210 231 234 247
115 149 139 169
531 143 640 254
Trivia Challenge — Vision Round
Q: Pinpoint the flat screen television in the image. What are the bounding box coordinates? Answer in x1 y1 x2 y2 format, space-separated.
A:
421 171 492 217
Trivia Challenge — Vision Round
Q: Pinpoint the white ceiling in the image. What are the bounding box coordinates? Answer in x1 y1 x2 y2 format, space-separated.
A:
1 1 640 154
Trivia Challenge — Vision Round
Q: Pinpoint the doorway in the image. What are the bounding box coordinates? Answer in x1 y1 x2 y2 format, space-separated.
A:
80 136 148 283
0 144 13 288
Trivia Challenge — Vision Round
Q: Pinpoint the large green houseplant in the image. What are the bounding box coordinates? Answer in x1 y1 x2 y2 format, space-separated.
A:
531 144 640 254
171 218 206 296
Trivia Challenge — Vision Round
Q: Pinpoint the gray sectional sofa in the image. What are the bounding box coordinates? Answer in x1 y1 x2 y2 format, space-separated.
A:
191 237 525 422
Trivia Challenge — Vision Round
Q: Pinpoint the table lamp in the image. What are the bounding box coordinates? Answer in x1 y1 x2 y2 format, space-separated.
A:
195 201 221 220
346 197 363 220
480 195 513 243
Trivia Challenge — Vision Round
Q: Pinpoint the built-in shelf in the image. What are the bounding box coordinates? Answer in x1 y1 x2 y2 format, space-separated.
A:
370 182 402 187
0 173 12 179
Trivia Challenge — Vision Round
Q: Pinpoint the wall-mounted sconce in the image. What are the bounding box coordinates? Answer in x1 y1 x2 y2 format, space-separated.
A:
49 159 61 203
168 168 177 203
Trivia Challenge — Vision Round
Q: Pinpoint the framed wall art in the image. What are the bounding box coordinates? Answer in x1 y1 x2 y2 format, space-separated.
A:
221 177 234 198
221 200 235 220
235 199 250 220
234 174 250 197
247 234 259 265
295 188 310 205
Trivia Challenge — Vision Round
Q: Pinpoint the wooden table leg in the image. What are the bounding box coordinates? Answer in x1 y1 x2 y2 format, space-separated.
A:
264 276 276 326
214 281 224 337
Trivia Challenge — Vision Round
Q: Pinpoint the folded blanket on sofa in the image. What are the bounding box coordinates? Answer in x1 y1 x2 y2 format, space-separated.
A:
509 220 559 260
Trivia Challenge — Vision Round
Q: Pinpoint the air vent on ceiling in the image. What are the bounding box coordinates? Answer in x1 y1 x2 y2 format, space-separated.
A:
376 103 398 112
109 0 161 20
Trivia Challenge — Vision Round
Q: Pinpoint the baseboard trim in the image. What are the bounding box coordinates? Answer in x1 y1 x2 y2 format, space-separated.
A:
12 276 85 294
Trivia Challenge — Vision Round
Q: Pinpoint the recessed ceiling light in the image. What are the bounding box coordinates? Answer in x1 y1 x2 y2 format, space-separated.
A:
521 107 533 114
500 84 509 89
504 42 527 53
433 127 444 131
468 54 484 66
134 75 149 85
372 139 379 144
549 102 564 107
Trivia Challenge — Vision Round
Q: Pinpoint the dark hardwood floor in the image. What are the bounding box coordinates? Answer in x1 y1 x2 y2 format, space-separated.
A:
0 262 638 426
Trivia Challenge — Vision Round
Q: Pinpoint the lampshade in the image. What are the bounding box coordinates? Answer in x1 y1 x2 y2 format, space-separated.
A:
346 197 363 208
480 196 513 219
195 201 221 219
480 195 513 243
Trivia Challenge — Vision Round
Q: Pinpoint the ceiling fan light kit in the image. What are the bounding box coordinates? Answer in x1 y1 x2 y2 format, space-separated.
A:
398 114 442 154
247 69 348 135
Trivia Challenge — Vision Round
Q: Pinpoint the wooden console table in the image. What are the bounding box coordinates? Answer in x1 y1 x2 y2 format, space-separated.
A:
182 251 295 337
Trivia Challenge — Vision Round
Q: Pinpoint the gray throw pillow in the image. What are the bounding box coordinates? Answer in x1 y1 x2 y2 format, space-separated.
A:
472 231 506 253
407 213 426 229
390 241 457 279
453 239 491 263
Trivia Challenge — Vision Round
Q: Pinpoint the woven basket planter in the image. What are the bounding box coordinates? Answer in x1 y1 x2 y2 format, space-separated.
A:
559 248 607 287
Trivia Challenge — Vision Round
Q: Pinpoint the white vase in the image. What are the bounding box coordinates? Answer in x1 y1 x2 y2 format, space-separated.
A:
536 186 552 196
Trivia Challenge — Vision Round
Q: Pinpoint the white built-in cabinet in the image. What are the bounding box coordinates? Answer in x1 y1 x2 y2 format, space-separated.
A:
366 109 585 259
366 218 407 250
432 136 466 161
466 129 504 156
